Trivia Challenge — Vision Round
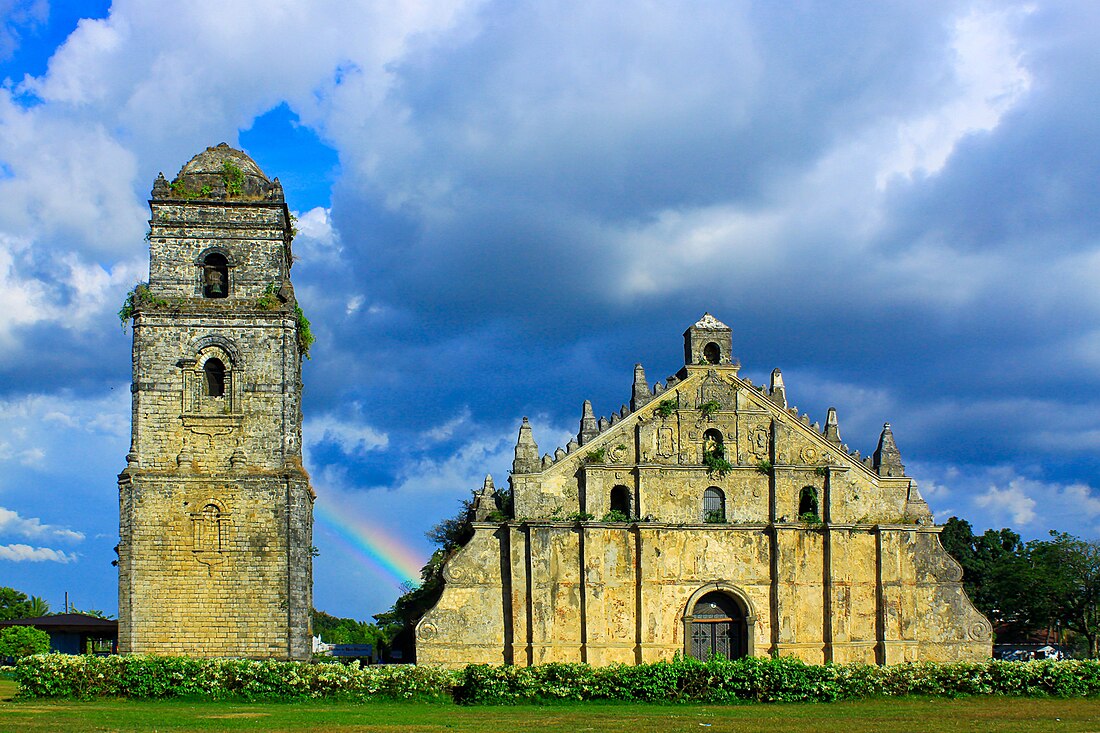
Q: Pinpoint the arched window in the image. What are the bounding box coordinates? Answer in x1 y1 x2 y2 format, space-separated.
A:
703 341 721 364
609 485 631 518
202 253 229 298
703 487 725 523
204 358 226 397
799 487 819 521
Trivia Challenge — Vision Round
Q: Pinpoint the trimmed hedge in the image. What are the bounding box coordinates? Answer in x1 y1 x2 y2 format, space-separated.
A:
14 655 459 701
15 654 1100 703
455 657 1100 704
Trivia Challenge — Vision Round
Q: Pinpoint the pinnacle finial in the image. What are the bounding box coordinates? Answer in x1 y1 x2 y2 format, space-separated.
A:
513 417 539 474
873 422 905 477
631 363 652 410
824 407 842 444
770 368 787 408
579 400 598 445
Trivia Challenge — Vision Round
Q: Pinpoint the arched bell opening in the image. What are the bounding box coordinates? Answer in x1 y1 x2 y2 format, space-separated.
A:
202 253 229 298
703 341 721 364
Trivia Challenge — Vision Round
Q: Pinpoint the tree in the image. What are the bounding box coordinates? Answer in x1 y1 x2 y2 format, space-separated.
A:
0 587 33 621
1029 532 1100 657
26 596 49 618
311 609 388 648
0 626 50 660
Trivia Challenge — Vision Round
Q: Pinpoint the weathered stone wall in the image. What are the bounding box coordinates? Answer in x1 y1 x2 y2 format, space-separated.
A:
417 523 991 666
118 146 313 660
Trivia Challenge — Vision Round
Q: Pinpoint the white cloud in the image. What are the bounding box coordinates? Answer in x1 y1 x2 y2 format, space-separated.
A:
0 506 84 541
915 462 1100 540
422 407 472 443
0 543 77 563
975 481 1038 525
305 410 389 458
875 6 1033 186
0 0 47 63
0 388 130 471
292 206 340 261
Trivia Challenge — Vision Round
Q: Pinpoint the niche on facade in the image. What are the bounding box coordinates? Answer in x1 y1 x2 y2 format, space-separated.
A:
191 499 231 570
798 487 820 521
608 484 632 518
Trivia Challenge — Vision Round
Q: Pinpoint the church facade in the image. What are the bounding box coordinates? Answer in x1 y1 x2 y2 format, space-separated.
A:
417 314 992 665
117 144 314 659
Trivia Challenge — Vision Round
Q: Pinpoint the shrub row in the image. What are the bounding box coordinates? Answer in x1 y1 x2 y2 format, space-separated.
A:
15 654 1100 703
14 655 459 701
456 657 1100 704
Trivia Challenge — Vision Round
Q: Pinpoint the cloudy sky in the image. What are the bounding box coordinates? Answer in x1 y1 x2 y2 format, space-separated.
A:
1 0 1099 620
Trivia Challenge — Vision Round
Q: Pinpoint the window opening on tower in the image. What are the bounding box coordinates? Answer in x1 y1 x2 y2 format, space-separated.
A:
202 253 228 298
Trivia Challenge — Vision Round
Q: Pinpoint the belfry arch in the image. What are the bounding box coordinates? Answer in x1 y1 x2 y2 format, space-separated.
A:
682 583 756 660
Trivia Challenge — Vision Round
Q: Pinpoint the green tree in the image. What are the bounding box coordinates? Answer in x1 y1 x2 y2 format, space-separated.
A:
311 609 388 648
1028 532 1100 657
0 626 50 660
0 587 33 621
26 596 49 618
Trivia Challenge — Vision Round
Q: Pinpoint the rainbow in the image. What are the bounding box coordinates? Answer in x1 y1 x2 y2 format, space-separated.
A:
313 498 426 588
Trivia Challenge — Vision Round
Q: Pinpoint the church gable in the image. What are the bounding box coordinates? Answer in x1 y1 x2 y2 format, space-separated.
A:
511 315 930 527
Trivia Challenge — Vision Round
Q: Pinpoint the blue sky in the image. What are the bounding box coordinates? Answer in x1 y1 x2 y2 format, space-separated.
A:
1 0 1099 621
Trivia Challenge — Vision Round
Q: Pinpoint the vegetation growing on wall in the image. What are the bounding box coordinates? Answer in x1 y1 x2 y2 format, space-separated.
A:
118 283 169 330
702 443 733 476
221 161 244 197
699 400 722 418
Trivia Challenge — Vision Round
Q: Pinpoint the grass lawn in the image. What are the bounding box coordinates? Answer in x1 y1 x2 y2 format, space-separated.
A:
2 679 1099 733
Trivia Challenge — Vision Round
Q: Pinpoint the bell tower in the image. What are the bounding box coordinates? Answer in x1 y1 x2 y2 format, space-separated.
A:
117 143 314 659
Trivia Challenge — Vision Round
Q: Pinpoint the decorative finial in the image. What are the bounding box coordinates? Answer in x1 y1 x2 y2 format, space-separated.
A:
824 407 842 444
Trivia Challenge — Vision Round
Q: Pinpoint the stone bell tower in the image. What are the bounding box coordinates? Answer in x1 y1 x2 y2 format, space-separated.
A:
117 143 314 659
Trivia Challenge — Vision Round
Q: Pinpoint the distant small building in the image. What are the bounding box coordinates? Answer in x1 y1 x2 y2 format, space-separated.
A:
0 613 118 655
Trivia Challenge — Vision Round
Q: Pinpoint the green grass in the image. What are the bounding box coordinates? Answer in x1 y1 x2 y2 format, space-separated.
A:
2 679 1099 732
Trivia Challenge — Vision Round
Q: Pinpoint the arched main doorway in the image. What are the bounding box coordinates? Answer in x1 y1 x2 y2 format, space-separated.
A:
686 591 748 661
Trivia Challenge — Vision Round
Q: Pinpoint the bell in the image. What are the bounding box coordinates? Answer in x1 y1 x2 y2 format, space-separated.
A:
206 269 225 296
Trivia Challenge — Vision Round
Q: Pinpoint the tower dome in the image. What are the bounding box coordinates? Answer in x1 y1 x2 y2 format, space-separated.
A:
153 142 284 202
